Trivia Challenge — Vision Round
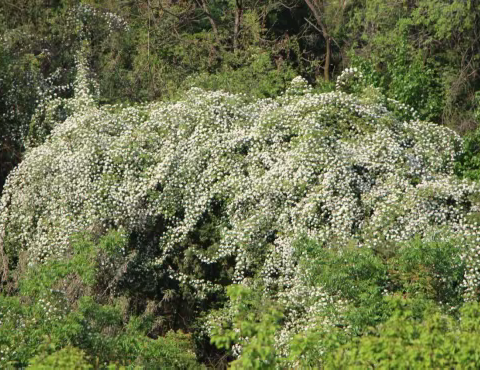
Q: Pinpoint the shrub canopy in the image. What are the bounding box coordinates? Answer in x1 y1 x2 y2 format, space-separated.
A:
2 63 480 359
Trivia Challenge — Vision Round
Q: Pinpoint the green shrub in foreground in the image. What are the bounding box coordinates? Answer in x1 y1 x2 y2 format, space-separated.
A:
0 287 200 369
210 235 468 367
0 232 201 369
28 346 91 369
325 299 480 369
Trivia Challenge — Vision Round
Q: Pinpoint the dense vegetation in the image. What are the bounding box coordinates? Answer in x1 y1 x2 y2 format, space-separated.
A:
3 0 480 368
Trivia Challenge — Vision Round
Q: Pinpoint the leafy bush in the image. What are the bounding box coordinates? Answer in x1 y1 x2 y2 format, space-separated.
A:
28 347 92 369
349 47 444 123
209 235 468 368
0 232 201 368
296 239 389 334
0 294 200 368
388 236 465 306
211 285 283 369
184 51 297 99
456 129 480 180
325 299 480 369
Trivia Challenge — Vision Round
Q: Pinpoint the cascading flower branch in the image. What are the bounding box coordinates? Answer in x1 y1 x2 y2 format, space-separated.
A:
1 58 480 353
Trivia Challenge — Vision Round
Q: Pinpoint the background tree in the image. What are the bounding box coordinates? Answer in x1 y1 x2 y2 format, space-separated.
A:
303 0 350 81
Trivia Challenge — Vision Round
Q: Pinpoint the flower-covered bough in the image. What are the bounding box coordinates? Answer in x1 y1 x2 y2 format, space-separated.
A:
1 60 480 355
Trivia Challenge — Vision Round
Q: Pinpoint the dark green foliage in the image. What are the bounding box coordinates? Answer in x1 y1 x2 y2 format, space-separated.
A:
0 36 42 190
183 52 297 99
350 48 444 122
296 240 389 333
211 285 284 369
0 231 201 368
388 237 465 306
345 0 480 127
456 131 480 180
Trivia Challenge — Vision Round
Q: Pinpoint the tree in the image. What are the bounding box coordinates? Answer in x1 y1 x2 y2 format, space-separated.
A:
303 0 350 81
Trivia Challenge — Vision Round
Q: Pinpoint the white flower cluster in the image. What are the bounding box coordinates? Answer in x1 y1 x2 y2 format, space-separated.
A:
27 51 99 149
37 294 68 323
2 58 480 354
275 268 348 358
286 76 313 96
67 4 130 38
335 67 363 91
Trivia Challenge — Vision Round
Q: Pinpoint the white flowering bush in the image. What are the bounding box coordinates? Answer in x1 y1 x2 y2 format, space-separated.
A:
0 2 132 198
2 62 480 362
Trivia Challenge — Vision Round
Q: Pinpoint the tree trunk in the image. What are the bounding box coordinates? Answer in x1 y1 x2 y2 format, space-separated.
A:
324 36 330 82
304 0 331 81
196 0 221 45
233 0 243 52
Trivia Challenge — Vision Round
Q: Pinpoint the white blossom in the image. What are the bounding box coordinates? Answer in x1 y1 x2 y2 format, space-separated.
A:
1 60 480 360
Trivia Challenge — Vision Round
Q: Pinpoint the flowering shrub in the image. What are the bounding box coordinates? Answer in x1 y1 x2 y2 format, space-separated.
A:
2 62 480 362
0 2 130 174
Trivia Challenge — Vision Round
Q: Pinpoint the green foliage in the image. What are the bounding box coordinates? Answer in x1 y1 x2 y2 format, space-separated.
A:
349 47 443 122
0 231 201 368
388 236 465 306
211 285 283 369
325 298 480 368
184 51 297 99
296 240 389 333
0 294 200 368
296 235 465 334
347 0 480 127
85 0 303 102
456 130 480 180
19 230 127 298
207 234 470 368
29 346 92 369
